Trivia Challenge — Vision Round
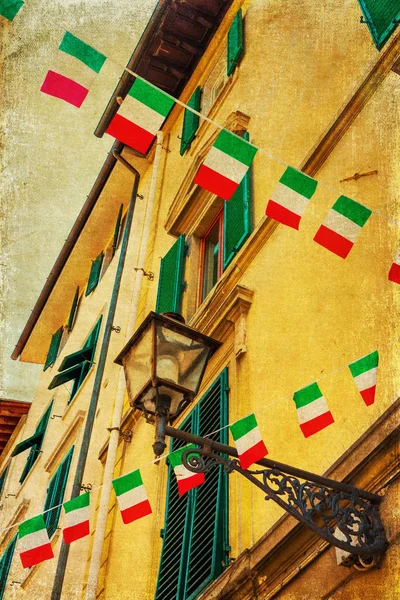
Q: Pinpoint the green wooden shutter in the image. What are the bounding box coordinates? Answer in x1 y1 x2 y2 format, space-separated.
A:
44 327 63 371
154 417 194 600
155 370 229 600
184 370 229 599
0 535 17 600
156 235 186 314
112 204 124 256
358 0 400 49
223 131 252 269
180 87 201 155
19 401 53 484
0 467 8 496
44 446 74 538
86 252 104 296
227 9 244 76
67 287 80 332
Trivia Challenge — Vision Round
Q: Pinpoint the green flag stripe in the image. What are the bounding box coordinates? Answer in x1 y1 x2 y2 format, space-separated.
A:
129 78 174 117
349 351 379 378
230 413 257 441
279 167 318 199
19 514 46 538
0 0 24 21
112 469 143 496
213 130 258 167
59 32 106 74
168 444 197 469
293 382 323 408
64 492 89 514
332 195 372 227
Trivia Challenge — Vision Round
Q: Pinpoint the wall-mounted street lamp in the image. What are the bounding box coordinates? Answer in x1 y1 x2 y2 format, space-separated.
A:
115 312 388 568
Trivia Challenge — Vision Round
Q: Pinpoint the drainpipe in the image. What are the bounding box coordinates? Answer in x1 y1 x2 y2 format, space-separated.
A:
85 132 165 600
50 165 141 600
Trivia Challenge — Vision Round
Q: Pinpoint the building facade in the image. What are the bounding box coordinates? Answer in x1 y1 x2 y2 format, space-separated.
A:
1 1 399 599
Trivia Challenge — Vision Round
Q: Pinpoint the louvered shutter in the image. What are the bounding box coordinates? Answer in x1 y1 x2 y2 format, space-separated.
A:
86 252 104 296
18 401 53 484
223 131 252 269
180 87 201 155
156 235 186 314
184 370 229 599
44 327 63 371
358 0 400 49
227 9 244 76
112 204 124 255
44 447 74 538
0 467 8 496
0 535 17 600
67 287 80 331
154 417 194 600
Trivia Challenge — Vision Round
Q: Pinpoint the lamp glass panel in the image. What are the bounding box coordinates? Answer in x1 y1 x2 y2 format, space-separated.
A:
155 323 211 394
141 385 185 416
121 327 153 403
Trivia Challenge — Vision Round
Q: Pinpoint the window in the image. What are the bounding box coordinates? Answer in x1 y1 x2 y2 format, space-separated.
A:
199 211 224 302
48 316 102 403
180 87 201 155
43 327 63 371
86 252 104 296
155 369 229 600
358 0 400 49
156 235 186 314
0 466 8 498
101 204 125 278
44 447 74 538
0 535 17 600
67 287 80 332
11 401 53 484
201 47 228 116
227 9 244 76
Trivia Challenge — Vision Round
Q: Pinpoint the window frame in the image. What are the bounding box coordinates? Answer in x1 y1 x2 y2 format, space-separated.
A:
43 446 74 539
198 209 224 305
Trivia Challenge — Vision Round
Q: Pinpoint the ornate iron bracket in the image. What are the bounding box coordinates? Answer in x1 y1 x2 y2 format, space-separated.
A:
181 446 388 568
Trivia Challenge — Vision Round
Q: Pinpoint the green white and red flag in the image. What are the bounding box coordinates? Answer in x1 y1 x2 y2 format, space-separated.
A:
314 195 371 258
266 167 318 229
41 32 106 108
112 469 152 524
106 78 175 154
388 246 400 284
18 514 54 568
169 444 205 496
194 130 257 201
293 382 334 438
348 351 379 406
0 0 24 21
62 492 90 544
229 413 268 469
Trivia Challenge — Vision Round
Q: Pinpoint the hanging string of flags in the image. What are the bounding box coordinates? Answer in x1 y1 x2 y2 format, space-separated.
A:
0 341 389 569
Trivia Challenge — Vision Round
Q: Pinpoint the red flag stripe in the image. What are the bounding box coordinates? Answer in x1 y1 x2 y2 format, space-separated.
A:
299 411 334 438
20 543 54 569
63 521 90 544
237 440 268 470
360 386 376 407
388 263 400 284
194 164 239 201
177 473 205 496
314 225 354 258
265 200 302 230
120 499 152 524
40 70 89 108
106 113 155 154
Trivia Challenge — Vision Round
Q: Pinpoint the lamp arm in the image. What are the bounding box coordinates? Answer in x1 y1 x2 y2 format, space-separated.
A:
164 426 388 567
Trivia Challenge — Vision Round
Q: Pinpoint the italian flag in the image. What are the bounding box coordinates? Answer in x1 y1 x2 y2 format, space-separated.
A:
349 351 379 407
106 78 175 154
169 444 205 496
230 413 268 469
41 32 106 108
266 167 318 230
293 382 334 438
314 195 371 258
62 492 90 544
112 469 152 524
388 246 400 284
0 0 24 21
18 514 54 568
194 130 257 201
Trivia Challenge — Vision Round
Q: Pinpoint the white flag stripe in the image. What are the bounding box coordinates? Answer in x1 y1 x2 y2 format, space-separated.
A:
354 367 378 390
234 426 262 455
174 464 195 481
271 182 310 216
116 484 148 512
323 209 361 242
18 529 49 554
55 50 95 89
65 505 89 529
203 145 249 184
297 396 330 425
393 246 400 264
118 94 165 135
